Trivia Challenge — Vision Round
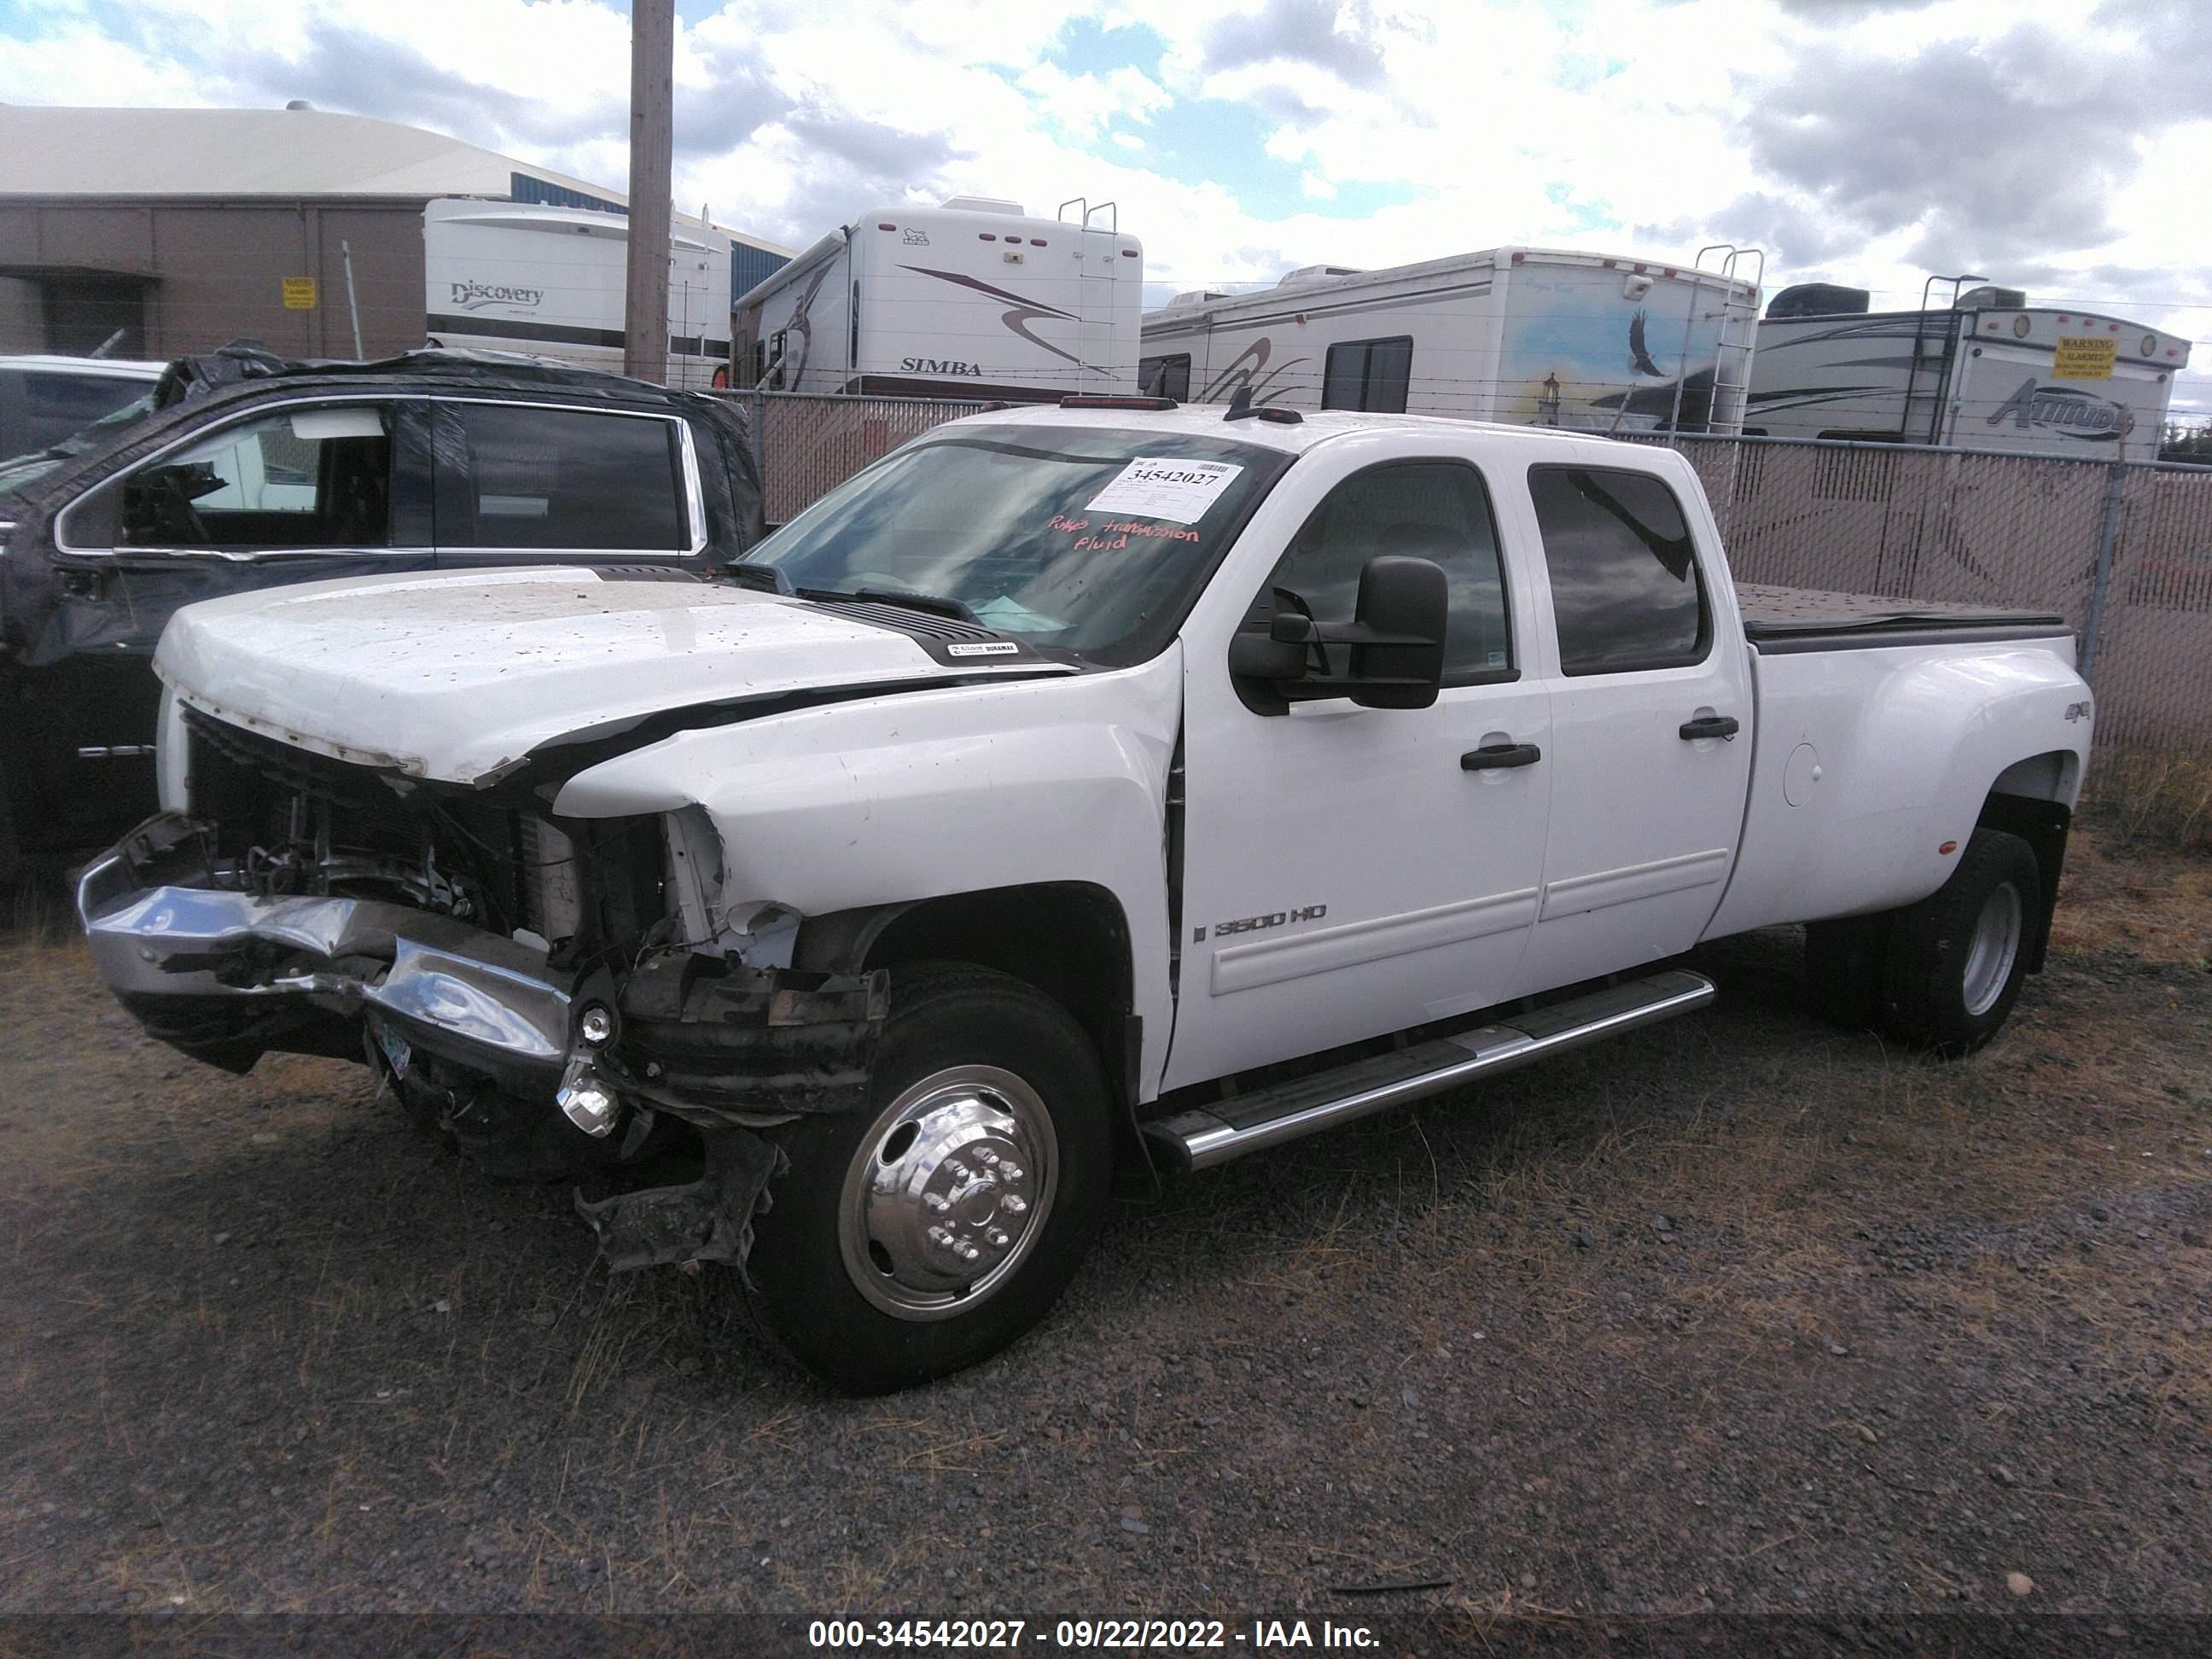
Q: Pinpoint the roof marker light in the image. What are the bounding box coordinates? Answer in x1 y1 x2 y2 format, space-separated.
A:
877 222 896 230
1060 394 1178 410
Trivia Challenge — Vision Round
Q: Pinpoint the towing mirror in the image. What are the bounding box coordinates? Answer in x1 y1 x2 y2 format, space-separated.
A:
1227 555 1449 710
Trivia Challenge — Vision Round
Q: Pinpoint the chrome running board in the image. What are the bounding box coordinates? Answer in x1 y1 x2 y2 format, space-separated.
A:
1144 969 1714 1172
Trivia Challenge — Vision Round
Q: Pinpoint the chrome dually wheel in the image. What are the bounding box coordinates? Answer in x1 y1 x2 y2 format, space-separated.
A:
747 962 1114 1393
838 1064 1060 1320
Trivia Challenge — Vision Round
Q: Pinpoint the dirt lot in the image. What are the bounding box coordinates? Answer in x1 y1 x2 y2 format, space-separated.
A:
3 829 2209 1637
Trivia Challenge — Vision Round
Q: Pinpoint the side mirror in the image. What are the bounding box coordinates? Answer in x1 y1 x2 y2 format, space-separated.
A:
1228 555 1448 711
1339 555 1447 709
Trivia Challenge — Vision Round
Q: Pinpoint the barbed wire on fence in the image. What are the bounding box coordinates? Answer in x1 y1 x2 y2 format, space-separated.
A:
742 390 2212 754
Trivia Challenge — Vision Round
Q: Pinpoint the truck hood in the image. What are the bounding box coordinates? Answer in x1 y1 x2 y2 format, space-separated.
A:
157 568 1065 786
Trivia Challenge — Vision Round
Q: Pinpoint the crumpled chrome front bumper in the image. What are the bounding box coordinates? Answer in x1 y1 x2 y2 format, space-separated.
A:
79 813 896 1272
77 815 573 1086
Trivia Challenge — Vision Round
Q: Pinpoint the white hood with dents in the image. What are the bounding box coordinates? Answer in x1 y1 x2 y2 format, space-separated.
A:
156 568 1062 785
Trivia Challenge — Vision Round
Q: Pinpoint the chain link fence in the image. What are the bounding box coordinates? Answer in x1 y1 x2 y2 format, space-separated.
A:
1644 435 2212 751
737 391 2212 754
736 390 995 527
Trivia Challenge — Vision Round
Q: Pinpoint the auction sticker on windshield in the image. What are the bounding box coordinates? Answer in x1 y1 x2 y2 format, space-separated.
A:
1084 458 1244 524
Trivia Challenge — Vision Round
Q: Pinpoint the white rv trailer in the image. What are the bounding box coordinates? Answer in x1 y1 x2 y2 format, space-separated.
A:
1136 246 1763 434
422 198 734 390
731 196 1144 400
1746 282 2192 460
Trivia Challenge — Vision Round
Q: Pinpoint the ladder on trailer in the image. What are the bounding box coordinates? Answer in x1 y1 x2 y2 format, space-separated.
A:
1668 244 1765 439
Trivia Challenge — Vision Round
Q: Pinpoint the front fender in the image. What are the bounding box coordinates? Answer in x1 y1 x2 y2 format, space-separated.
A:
553 653 1185 1087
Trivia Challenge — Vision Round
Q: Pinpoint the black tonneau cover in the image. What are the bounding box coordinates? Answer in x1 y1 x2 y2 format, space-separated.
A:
1738 583 2073 655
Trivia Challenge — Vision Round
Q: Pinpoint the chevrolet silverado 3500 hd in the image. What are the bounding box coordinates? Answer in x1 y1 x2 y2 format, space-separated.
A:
79 398 2091 1391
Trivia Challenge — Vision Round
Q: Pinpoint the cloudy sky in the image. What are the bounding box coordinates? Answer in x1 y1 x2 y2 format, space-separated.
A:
3 0 2205 415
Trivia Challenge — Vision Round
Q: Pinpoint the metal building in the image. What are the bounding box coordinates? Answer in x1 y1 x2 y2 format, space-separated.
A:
0 104 789 363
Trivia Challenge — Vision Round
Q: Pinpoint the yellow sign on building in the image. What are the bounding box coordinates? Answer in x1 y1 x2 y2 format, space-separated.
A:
2052 335 2116 381
282 277 318 310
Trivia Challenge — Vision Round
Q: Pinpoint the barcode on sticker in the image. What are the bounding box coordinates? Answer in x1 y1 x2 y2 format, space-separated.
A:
1084 457 1244 524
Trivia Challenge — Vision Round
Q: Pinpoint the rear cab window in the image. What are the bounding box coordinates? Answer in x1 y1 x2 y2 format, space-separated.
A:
433 401 697 554
740 426 1295 666
1527 464 1708 674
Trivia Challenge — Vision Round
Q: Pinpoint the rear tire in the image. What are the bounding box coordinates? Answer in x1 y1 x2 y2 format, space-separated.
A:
747 962 1115 1394
1877 828 2040 1057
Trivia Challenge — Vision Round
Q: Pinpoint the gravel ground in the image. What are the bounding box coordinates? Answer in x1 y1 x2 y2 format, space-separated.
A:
3 829 2208 1635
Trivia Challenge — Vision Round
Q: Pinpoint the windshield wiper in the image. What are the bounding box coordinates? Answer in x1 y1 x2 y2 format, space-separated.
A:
801 586 981 625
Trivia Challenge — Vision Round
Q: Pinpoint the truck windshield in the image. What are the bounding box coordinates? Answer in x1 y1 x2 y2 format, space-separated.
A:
737 426 1293 665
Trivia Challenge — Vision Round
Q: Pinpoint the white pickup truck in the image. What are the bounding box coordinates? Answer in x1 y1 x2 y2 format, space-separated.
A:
79 398 2093 1392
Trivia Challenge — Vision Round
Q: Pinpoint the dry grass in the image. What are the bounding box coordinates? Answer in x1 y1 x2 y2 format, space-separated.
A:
3 824 2209 1615
2047 824 2212 965
2085 744 2212 853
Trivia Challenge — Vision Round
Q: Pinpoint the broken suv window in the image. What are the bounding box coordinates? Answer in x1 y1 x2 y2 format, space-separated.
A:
737 427 1292 667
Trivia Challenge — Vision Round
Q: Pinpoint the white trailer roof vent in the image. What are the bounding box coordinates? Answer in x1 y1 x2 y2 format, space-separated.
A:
1957 285 2029 311
1275 265 1362 288
940 196 1025 215
1165 288 1231 309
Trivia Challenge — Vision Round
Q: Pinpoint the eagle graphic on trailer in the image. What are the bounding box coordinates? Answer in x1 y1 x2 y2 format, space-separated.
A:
1138 246 1763 433
734 196 1144 400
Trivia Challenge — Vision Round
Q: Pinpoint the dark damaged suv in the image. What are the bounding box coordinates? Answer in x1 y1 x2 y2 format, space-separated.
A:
0 346 763 877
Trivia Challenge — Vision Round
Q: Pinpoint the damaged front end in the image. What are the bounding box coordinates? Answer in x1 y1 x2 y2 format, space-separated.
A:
78 719 886 1272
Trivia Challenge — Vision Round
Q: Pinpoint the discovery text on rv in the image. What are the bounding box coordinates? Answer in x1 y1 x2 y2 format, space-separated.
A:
449 281 544 311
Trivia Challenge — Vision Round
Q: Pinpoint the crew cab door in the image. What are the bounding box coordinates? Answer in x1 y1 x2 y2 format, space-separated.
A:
429 399 707 569
1167 456 1552 1090
18 395 431 851
1511 461 1753 995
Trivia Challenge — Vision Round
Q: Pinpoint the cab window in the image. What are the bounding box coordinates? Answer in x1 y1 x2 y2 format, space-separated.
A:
434 403 690 552
67 403 395 550
1256 460 1511 684
1528 465 1708 675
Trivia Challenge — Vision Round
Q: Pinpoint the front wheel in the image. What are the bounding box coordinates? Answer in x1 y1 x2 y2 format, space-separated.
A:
1878 828 2040 1057
747 962 1115 1393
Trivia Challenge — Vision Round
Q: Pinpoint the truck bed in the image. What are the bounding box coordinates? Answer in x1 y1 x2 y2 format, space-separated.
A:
1738 584 2073 655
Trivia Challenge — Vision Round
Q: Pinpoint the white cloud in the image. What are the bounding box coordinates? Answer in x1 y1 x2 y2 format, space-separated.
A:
0 0 2203 418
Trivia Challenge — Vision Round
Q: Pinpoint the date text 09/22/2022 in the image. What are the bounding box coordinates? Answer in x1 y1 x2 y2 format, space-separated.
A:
806 1619 1381 1650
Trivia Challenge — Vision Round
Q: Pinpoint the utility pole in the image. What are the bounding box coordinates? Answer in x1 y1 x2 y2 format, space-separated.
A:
623 0 674 385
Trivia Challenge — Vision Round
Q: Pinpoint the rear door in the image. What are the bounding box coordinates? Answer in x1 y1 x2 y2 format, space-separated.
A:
429 399 706 568
1511 460 1753 996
